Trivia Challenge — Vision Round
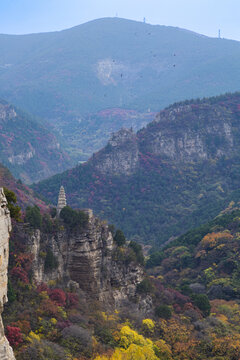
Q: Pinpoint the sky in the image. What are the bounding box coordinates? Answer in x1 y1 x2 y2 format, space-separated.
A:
0 0 240 41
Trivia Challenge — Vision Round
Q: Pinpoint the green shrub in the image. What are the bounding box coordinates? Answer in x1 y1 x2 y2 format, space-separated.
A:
114 229 126 246
41 214 53 233
128 241 144 265
50 207 57 218
60 206 88 230
7 279 16 303
136 278 154 294
3 187 21 221
25 206 42 229
146 251 164 268
44 249 58 272
192 294 211 316
155 305 172 319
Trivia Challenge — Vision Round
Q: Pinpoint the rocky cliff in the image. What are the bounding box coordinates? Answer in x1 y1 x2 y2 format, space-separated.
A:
138 102 235 162
92 128 139 176
0 188 15 359
91 100 238 176
26 209 143 307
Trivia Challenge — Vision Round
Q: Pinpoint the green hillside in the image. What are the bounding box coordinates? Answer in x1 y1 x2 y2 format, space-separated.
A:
33 92 240 245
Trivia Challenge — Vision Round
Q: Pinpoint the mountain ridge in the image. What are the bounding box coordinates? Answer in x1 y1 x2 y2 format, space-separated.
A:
33 92 240 245
0 99 72 183
1 17 240 161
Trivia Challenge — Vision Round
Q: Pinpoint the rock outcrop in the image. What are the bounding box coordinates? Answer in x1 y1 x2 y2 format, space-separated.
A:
92 128 139 176
0 188 15 359
91 102 238 177
138 103 235 161
27 210 143 307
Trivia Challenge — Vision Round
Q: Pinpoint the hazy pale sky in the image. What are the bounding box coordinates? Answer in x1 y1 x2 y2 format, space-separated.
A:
0 0 239 40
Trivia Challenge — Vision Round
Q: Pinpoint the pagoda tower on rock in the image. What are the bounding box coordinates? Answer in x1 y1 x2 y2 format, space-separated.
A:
57 186 67 216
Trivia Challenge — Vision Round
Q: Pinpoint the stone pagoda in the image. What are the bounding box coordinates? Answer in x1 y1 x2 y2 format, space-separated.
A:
57 186 67 216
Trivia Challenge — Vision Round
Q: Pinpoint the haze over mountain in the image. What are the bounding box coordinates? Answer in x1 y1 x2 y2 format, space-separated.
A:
1 17 240 160
34 92 240 245
0 99 72 183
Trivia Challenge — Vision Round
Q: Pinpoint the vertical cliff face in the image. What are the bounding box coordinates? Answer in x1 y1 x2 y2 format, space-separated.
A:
0 188 15 359
92 128 139 175
27 210 143 307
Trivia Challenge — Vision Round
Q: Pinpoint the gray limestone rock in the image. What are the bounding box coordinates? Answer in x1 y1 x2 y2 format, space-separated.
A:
27 211 144 308
0 188 15 359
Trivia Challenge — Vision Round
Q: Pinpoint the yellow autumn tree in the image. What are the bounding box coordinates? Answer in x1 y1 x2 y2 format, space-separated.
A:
94 325 172 360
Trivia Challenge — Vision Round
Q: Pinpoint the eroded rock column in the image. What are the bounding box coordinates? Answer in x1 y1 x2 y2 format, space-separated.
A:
0 188 15 359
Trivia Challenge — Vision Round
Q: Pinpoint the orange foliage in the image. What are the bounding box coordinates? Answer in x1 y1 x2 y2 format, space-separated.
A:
38 298 59 317
199 232 233 250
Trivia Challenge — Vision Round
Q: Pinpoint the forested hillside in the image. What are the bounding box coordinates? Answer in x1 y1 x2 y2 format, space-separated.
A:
34 93 240 245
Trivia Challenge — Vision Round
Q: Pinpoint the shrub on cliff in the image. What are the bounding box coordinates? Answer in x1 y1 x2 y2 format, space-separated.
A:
136 278 154 294
44 249 58 272
128 241 144 265
25 205 42 229
60 206 88 230
114 229 126 246
3 187 21 221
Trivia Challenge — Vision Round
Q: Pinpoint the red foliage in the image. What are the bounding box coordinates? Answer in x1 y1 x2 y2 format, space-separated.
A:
6 326 23 347
11 267 29 283
36 282 49 293
15 253 33 271
67 293 79 308
39 298 59 317
10 320 31 334
49 288 66 307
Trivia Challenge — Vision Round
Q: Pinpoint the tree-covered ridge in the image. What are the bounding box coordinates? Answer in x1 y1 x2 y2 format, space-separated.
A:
0 99 72 183
147 208 240 299
34 92 240 245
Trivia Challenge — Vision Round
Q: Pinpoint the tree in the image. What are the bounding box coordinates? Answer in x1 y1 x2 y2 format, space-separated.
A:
155 305 172 320
25 205 42 229
136 278 154 294
128 241 144 264
114 230 126 246
3 187 21 221
6 326 23 347
192 294 211 316
60 206 88 229
44 249 58 272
